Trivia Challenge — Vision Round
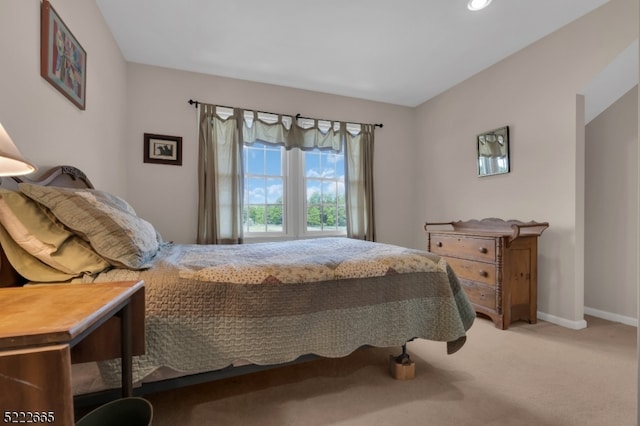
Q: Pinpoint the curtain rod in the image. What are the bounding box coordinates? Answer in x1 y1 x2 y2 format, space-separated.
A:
295 113 383 128
188 99 383 128
188 99 284 120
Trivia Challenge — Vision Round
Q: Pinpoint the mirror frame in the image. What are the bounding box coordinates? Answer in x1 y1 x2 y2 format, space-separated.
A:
477 125 510 177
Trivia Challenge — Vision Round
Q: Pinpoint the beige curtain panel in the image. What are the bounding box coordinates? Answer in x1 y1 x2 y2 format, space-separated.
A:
345 124 375 241
197 104 244 244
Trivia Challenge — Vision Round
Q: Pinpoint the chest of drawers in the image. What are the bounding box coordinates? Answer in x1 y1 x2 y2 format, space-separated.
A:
425 218 548 330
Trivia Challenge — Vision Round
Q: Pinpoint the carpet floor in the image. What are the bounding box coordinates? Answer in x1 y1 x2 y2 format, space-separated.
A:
139 315 636 425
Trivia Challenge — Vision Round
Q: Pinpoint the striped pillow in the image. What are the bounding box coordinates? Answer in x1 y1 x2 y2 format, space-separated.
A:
19 184 159 270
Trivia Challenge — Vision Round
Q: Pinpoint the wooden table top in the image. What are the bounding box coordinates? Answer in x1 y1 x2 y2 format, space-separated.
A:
0 281 144 350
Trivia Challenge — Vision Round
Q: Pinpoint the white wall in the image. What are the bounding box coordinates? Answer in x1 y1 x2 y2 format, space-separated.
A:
0 0 128 194
124 64 416 246
413 0 638 327
585 85 638 324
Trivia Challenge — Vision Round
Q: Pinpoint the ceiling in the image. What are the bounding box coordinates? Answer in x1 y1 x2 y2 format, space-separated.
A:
96 0 617 107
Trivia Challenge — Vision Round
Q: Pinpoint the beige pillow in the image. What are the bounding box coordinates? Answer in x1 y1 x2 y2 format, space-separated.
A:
0 189 110 276
19 184 159 269
0 223 76 282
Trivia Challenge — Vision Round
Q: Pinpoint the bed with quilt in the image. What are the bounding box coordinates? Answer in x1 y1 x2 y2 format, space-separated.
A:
0 165 475 399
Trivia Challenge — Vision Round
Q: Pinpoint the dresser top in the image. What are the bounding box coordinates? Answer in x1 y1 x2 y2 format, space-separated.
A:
424 218 548 241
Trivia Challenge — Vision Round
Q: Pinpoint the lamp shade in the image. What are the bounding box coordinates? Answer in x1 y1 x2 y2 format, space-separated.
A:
0 123 36 176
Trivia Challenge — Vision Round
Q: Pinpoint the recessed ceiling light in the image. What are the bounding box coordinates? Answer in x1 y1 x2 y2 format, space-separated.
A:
468 0 492 11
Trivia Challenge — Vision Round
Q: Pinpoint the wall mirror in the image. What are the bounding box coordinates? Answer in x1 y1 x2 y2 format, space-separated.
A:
477 125 510 177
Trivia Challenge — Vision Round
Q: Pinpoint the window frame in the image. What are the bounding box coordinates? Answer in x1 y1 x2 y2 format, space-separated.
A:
242 142 291 240
242 144 347 242
298 148 347 238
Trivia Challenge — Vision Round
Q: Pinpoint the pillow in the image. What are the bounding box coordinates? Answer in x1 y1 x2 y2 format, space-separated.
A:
0 223 76 282
19 184 159 269
0 189 110 276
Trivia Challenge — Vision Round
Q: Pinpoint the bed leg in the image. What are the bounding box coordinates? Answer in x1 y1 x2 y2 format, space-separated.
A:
389 343 415 380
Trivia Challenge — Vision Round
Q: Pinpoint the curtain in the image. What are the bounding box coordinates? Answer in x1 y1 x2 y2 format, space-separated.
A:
197 104 244 244
345 124 376 241
197 103 376 243
243 111 343 152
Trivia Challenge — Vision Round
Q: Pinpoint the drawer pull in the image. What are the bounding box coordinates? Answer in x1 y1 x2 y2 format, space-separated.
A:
478 270 489 278
478 247 488 254
436 241 443 247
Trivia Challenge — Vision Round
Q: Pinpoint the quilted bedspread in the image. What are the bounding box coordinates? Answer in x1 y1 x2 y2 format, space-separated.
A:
78 237 475 387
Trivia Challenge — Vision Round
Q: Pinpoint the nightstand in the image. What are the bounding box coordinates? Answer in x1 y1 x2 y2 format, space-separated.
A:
0 281 145 426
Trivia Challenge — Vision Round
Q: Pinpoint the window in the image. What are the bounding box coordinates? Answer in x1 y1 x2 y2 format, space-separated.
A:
243 143 285 234
304 149 346 234
242 142 346 239
197 105 375 244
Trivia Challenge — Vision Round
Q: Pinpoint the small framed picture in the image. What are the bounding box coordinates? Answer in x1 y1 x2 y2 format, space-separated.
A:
143 133 182 166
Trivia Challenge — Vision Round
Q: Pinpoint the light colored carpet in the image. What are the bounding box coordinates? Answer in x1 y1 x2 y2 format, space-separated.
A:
144 316 636 426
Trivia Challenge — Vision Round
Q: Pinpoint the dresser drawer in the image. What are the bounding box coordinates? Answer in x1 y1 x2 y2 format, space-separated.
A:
430 234 496 262
444 257 496 286
459 280 496 311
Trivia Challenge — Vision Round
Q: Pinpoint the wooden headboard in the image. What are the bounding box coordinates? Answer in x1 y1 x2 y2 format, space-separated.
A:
0 165 94 287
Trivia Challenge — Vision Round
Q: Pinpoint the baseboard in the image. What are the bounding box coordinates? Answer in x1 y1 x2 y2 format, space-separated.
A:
537 309 638 329
537 311 588 330
584 307 638 327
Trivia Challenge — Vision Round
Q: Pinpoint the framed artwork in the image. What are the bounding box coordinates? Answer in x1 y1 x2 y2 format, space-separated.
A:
143 133 183 166
40 0 87 110
477 126 510 177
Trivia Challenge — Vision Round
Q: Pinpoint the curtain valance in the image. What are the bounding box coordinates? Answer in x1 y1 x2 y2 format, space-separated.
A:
243 112 343 152
478 134 507 158
207 105 369 153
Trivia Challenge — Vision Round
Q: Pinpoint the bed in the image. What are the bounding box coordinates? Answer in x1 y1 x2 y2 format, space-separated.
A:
0 165 475 403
